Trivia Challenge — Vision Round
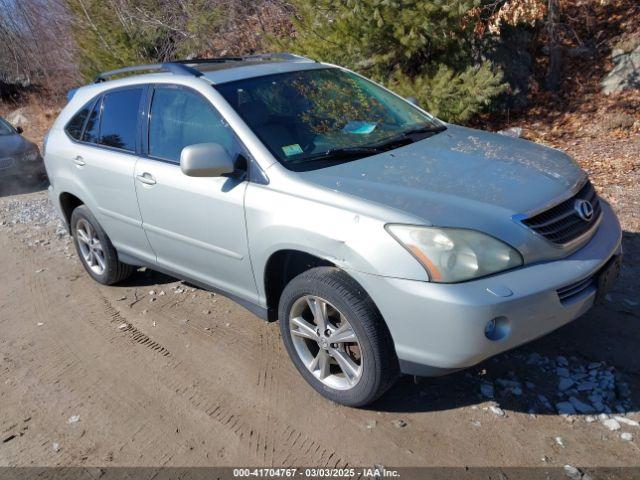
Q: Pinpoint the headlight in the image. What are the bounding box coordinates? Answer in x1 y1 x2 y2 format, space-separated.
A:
386 225 523 283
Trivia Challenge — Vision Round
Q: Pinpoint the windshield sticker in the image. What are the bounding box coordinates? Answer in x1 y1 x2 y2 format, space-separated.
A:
282 144 304 156
342 121 377 135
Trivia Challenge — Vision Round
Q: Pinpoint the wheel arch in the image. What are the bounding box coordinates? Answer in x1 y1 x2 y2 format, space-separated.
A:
59 191 85 233
263 249 336 321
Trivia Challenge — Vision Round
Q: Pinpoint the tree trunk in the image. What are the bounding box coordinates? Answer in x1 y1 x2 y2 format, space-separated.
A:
545 0 563 91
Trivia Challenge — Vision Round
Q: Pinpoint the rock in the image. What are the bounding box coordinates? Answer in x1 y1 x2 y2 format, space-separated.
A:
67 415 80 424
556 402 576 415
6 108 29 128
585 415 596 423
601 45 640 94
489 405 505 417
602 418 621 431
471 420 481 427
148 290 156 295
563 465 582 480
366 420 377 429
559 378 574 391
614 416 640 427
392 419 407 428
52 442 60 452
497 127 523 138
555 436 565 447
480 383 494 398
118 323 128 330
620 432 633 441
569 397 595 414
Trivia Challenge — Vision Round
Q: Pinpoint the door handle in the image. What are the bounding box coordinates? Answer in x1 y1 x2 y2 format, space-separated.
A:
73 155 85 166
136 172 156 185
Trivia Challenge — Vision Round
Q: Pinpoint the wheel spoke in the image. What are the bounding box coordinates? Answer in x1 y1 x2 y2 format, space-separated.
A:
328 323 357 344
77 229 90 245
94 249 106 270
309 350 331 380
307 296 328 331
331 348 360 384
290 316 319 340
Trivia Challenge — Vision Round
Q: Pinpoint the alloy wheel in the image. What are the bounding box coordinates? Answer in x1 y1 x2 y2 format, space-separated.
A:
289 295 363 390
76 218 106 275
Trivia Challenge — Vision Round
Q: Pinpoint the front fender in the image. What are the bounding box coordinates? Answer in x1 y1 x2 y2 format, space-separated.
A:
245 184 428 303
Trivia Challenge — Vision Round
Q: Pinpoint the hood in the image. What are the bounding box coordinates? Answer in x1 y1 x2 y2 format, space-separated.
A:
0 133 33 157
300 124 585 225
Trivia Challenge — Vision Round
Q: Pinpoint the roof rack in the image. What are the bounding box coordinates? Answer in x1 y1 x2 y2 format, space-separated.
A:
174 53 314 65
94 63 202 83
93 53 315 84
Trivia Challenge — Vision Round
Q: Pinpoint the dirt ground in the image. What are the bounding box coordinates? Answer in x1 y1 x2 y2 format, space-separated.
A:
0 142 639 470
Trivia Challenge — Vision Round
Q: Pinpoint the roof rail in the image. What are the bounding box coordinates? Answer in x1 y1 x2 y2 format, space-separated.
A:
173 53 315 66
93 53 315 83
93 62 202 83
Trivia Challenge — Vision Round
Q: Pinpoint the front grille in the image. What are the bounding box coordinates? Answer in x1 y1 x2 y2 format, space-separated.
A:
556 274 596 304
0 157 14 170
522 180 602 245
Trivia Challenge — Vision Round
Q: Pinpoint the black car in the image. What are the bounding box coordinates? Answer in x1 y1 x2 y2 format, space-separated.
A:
0 116 47 183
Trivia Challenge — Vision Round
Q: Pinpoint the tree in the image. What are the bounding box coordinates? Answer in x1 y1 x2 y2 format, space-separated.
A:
65 0 293 81
277 0 508 123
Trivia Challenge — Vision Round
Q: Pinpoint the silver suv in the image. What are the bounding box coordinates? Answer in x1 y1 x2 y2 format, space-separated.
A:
45 54 622 406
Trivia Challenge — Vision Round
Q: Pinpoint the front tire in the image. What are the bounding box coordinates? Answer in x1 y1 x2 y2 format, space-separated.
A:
278 267 399 407
71 205 134 285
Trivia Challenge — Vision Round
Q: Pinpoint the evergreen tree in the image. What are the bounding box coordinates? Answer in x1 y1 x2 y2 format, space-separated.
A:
279 0 507 123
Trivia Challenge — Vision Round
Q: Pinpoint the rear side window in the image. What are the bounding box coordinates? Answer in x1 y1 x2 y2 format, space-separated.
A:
65 103 91 140
148 86 242 163
82 98 101 144
98 88 143 152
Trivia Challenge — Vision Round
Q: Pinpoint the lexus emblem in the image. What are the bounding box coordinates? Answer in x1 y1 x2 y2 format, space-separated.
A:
574 199 594 222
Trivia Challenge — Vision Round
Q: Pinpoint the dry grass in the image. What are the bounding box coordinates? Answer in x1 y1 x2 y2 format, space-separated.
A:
0 94 63 148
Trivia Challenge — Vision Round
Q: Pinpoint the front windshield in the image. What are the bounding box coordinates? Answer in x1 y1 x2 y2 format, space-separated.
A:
0 118 14 136
216 68 444 169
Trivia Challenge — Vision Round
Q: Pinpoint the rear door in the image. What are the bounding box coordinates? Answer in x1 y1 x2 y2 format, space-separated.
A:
133 84 258 303
67 86 155 263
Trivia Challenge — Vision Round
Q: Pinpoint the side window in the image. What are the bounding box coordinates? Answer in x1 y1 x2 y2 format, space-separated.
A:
148 86 242 163
82 98 101 144
98 88 143 152
65 102 92 140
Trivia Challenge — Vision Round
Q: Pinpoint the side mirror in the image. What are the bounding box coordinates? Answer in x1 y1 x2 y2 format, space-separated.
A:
180 143 235 177
16 126 23 134
406 97 419 107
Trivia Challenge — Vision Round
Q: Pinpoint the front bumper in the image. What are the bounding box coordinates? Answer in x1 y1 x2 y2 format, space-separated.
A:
350 202 622 376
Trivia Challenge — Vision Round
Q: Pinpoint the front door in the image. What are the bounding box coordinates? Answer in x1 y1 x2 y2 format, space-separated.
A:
134 84 258 303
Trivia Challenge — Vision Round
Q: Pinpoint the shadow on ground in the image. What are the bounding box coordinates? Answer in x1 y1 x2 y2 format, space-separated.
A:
371 230 640 417
0 176 49 198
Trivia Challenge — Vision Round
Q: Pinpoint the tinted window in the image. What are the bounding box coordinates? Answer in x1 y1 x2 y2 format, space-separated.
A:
148 86 242 163
82 98 101 144
66 102 92 140
98 88 142 152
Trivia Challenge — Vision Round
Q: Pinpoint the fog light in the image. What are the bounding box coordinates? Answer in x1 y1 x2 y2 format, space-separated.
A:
484 316 510 341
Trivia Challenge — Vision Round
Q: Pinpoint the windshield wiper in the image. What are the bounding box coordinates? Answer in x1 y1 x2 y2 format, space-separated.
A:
290 124 447 165
292 146 382 164
367 124 447 151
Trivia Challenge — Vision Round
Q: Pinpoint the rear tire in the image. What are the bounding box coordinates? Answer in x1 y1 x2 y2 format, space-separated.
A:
278 267 399 407
70 205 134 285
